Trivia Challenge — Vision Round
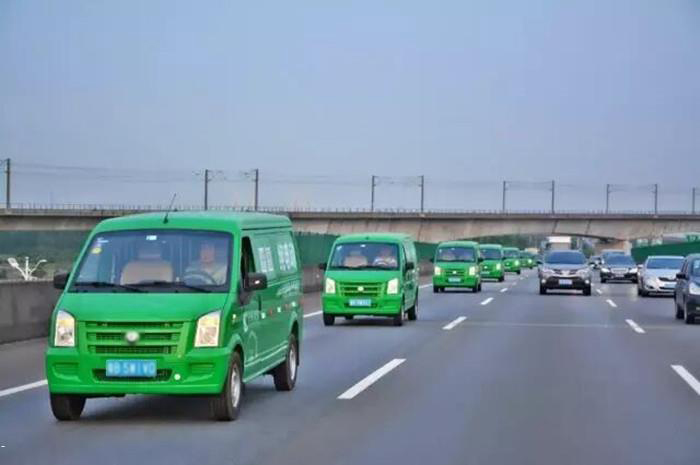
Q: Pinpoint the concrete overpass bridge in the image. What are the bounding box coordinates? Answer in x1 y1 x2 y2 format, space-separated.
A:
2 206 700 244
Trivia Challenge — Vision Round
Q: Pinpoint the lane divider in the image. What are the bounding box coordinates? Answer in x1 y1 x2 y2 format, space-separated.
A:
442 316 467 331
625 319 645 334
0 380 47 398
500 288 508 293
671 365 700 396
606 299 618 308
596 289 603 295
419 283 432 289
480 297 493 306
304 310 322 319
338 358 406 400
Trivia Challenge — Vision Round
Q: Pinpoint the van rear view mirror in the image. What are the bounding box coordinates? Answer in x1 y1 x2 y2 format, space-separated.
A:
53 272 69 290
244 272 268 291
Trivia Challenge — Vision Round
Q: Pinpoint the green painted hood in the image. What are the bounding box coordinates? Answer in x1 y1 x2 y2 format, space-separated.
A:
56 292 231 322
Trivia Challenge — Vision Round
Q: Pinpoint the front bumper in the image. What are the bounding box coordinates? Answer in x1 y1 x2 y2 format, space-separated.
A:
686 296 700 316
433 274 479 288
322 294 402 316
601 271 637 281
541 276 591 290
641 279 676 294
480 264 504 279
503 261 521 272
46 347 231 395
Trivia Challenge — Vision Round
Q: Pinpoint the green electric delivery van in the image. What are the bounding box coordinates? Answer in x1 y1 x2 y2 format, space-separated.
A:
479 244 505 282
432 240 482 293
503 247 522 274
321 233 419 326
46 212 303 422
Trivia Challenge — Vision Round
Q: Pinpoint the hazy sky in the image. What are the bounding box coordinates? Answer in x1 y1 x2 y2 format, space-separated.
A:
1 0 699 211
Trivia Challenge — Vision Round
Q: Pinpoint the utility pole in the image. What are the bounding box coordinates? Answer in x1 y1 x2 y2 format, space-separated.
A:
370 175 376 212
419 175 425 213
502 181 507 213
2 158 9 210
692 187 697 215
253 168 259 211
605 184 611 214
550 180 555 214
653 183 659 215
203 169 210 211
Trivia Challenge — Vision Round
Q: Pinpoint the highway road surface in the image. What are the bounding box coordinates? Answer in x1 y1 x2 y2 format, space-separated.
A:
2 270 700 465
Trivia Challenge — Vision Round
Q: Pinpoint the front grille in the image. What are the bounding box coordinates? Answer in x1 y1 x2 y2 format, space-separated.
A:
339 282 382 297
659 276 676 282
85 322 184 356
93 369 172 382
611 268 628 274
444 269 466 277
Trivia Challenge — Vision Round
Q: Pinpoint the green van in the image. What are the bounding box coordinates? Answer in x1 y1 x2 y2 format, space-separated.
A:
502 247 522 274
321 233 418 326
46 212 303 422
479 244 505 282
519 251 535 269
432 241 482 293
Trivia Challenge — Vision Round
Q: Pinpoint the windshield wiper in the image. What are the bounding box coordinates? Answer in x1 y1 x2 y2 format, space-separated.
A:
131 280 212 293
72 281 145 292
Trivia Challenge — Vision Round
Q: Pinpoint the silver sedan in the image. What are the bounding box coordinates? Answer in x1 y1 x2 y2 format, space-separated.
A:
638 255 685 297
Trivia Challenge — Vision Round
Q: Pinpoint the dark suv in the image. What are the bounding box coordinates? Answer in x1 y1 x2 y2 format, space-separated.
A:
674 254 700 325
600 254 638 283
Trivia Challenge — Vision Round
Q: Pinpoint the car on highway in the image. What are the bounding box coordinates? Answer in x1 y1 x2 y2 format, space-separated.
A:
502 247 522 274
674 254 700 324
432 240 482 293
46 212 303 421
588 255 602 269
637 255 684 297
320 233 418 327
539 250 592 295
519 251 536 269
600 254 638 283
478 244 505 282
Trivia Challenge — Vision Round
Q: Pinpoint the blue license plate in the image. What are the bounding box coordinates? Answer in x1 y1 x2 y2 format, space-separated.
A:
448 277 461 283
106 360 157 378
349 298 372 307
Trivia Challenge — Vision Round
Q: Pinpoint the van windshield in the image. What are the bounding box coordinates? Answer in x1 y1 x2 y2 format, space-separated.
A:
71 230 232 293
503 249 519 259
480 248 502 260
329 243 399 270
436 247 476 263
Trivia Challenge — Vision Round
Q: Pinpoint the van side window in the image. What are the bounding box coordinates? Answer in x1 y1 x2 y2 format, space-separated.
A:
241 237 255 278
252 236 277 279
276 232 299 274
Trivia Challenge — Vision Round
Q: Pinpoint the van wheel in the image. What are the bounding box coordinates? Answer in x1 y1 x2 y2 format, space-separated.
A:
273 334 298 391
498 276 505 282
323 313 335 326
517 270 521 275
407 296 417 321
393 301 404 327
211 351 243 421
477 282 482 292
50 394 86 421
433 286 439 293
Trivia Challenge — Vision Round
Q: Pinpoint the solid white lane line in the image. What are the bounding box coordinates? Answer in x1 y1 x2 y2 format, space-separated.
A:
596 289 603 295
500 288 508 293
419 284 432 289
480 297 494 306
338 358 406 400
606 299 618 308
0 380 48 398
304 310 322 318
671 365 700 396
625 319 645 334
443 316 467 331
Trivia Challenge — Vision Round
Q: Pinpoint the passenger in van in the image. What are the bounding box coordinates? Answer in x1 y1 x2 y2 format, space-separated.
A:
121 241 173 285
373 246 398 268
185 241 227 285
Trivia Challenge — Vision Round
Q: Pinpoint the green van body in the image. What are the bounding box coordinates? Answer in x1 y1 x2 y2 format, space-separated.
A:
45 212 303 419
432 240 481 293
321 233 419 326
519 251 535 269
479 244 505 281
502 247 522 274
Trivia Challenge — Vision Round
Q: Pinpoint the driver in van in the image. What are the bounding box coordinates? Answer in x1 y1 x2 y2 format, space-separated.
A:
185 241 227 285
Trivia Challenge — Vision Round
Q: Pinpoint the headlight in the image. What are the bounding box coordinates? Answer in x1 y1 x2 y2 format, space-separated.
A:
387 278 399 295
469 266 476 276
542 267 554 275
630 268 638 274
434 266 442 276
601 267 610 273
194 310 221 348
576 268 589 277
54 310 75 347
496 263 502 270
325 277 336 294
690 282 700 296
515 260 520 266
645 277 658 286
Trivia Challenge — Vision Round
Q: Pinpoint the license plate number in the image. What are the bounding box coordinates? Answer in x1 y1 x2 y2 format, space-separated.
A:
106 360 157 378
448 277 461 283
349 298 372 307
559 279 573 286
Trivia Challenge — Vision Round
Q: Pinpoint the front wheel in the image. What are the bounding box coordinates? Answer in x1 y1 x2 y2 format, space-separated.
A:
393 302 404 327
273 334 298 391
407 300 417 321
583 286 591 296
323 313 335 326
517 270 521 275
675 299 684 320
539 286 547 295
50 394 86 421
211 351 243 421
685 306 695 325
498 276 505 282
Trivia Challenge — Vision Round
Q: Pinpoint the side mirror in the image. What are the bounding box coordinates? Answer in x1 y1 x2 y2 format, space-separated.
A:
676 272 688 280
244 272 268 291
478 257 484 263
53 272 69 290
405 262 415 271
318 262 327 270
428 257 434 263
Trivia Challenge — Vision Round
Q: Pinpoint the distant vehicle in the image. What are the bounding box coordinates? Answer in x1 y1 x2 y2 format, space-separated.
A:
519 251 536 269
600 249 626 263
321 233 418 327
502 247 522 275
637 255 684 297
588 255 602 269
546 236 572 251
674 254 700 324
432 241 482 293
478 244 505 282
46 212 303 422
600 254 638 283
539 250 592 295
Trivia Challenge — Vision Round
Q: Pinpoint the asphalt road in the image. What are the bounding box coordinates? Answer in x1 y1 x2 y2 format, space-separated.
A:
2 270 700 465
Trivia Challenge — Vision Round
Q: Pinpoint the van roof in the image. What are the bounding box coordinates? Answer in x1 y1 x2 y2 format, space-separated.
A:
502 246 519 251
479 244 503 249
437 240 479 248
334 232 413 244
94 211 292 233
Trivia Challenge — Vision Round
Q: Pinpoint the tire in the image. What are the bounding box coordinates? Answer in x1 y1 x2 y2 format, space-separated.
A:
477 282 482 292
498 276 505 283
392 301 404 327
685 306 695 325
211 351 243 421
407 297 417 321
583 286 591 296
50 394 86 421
675 299 684 320
539 286 547 295
323 313 335 326
601 277 607 283
344 315 354 321
273 334 298 391
433 286 439 293
517 270 521 275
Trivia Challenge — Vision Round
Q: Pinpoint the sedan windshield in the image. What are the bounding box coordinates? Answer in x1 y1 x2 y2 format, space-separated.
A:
692 260 700 277
329 242 399 270
480 248 502 260
646 257 684 270
436 247 476 262
545 251 586 265
71 230 232 293
605 255 636 266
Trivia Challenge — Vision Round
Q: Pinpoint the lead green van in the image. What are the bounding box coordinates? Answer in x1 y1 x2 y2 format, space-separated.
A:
432 240 482 293
46 212 303 422
503 247 522 274
479 244 505 282
321 233 418 326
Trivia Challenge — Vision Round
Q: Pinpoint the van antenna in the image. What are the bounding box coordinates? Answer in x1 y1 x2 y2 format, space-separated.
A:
163 194 177 224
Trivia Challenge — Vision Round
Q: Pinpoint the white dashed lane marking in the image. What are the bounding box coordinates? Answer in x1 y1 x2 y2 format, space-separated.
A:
338 359 406 400
443 316 467 331
480 297 494 306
